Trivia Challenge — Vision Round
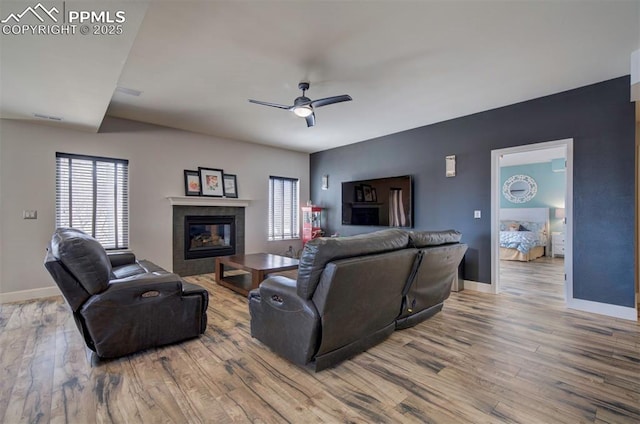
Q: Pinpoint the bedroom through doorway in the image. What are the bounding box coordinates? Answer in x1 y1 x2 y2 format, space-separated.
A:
491 139 573 303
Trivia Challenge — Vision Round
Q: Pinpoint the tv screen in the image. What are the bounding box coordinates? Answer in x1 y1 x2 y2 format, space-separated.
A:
342 175 413 227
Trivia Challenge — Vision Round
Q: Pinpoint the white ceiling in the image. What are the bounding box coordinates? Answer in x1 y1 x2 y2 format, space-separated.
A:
1 1 639 153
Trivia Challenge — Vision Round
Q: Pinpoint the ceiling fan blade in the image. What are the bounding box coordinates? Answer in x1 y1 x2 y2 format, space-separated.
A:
248 99 292 110
305 112 316 127
311 94 352 108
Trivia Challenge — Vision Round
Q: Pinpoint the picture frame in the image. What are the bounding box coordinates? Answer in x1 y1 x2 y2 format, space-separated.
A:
321 174 329 190
198 167 224 197
371 187 377 203
363 185 373 202
184 170 201 196
355 186 364 202
223 174 238 198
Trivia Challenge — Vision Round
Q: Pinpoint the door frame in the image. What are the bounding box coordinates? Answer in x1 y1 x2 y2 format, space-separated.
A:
490 138 573 300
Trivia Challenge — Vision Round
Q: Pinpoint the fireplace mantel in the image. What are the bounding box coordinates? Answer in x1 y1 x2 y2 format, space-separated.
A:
167 196 250 208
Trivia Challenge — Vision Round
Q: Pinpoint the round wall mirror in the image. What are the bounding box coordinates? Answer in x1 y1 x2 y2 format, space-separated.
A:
503 174 537 203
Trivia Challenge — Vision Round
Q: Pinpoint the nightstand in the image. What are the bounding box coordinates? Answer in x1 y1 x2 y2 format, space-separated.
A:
552 232 565 257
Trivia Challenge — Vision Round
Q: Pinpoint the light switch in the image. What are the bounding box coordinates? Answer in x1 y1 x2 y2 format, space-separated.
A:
23 210 37 219
474 210 481 219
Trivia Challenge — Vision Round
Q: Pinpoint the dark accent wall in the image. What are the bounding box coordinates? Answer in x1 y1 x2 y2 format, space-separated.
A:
310 76 635 308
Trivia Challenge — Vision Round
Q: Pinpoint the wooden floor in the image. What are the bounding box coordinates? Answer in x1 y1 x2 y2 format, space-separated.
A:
500 256 566 301
1 262 639 423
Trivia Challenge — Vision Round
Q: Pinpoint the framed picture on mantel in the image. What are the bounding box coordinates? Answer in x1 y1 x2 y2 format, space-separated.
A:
184 170 200 196
199 167 224 197
223 174 238 198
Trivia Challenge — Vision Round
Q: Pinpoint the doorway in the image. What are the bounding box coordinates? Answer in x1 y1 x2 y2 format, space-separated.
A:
491 139 573 301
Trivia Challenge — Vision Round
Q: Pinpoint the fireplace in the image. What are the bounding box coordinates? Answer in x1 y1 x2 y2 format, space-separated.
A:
172 205 245 276
184 215 235 259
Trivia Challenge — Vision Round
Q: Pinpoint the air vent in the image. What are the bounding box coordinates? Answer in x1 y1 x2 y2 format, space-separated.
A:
33 113 63 121
115 86 142 96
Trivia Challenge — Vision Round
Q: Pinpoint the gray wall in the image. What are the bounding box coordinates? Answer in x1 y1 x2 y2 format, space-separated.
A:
0 117 309 299
310 77 635 308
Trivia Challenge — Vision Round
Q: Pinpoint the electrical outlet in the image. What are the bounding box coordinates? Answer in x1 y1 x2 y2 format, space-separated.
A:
474 210 481 219
23 210 38 219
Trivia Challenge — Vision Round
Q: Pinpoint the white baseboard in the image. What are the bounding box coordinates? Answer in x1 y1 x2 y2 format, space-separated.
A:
0 286 61 304
567 298 638 321
462 280 493 293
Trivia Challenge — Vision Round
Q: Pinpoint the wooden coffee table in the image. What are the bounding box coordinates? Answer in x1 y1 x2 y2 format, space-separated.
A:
215 253 299 296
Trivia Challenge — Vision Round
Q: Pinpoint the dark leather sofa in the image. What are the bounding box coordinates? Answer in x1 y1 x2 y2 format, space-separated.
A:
249 229 467 371
44 227 208 358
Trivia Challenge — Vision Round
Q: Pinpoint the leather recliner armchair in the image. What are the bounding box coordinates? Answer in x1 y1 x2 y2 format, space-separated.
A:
44 227 208 358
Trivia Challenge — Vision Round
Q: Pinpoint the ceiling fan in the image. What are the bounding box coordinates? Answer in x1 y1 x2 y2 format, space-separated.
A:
249 82 352 127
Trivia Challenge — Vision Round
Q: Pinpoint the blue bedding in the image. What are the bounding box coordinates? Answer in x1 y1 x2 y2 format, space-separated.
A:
500 230 545 254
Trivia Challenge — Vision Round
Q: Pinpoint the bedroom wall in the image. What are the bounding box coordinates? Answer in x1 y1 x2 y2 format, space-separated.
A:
500 161 566 233
310 76 635 309
0 117 309 300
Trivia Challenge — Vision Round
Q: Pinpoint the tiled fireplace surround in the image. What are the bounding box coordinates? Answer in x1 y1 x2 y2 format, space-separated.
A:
172 203 246 276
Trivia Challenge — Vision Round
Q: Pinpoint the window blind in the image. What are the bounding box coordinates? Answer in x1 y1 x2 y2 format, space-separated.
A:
56 152 129 249
268 176 299 241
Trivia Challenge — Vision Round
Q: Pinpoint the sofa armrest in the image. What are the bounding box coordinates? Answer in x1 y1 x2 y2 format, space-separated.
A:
249 275 320 366
182 281 208 297
107 251 136 268
89 272 183 305
253 276 307 312
182 281 209 331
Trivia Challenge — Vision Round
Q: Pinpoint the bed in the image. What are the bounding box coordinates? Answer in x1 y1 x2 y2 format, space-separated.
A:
500 208 549 262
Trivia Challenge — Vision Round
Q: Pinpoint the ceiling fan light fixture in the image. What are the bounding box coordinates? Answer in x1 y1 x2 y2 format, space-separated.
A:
248 81 352 127
293 105 313 117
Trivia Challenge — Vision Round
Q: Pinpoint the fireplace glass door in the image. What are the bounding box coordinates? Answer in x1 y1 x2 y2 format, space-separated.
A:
184 215 235 259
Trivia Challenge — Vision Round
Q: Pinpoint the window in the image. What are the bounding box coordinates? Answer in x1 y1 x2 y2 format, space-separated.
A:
268 176 299 240
56 152 129 249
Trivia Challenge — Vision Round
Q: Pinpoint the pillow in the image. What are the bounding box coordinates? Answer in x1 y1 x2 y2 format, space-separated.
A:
519 221 545 235
500 220 518 231
501 220 544 233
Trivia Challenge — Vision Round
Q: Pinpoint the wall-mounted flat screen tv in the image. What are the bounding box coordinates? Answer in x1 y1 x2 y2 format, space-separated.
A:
342 175 413 227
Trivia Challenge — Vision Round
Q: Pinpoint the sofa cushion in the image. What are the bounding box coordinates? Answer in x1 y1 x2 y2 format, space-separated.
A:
312 249 416 359
50 227 112 295
296 229 409 299
111 263 147 279
409 229 461 247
